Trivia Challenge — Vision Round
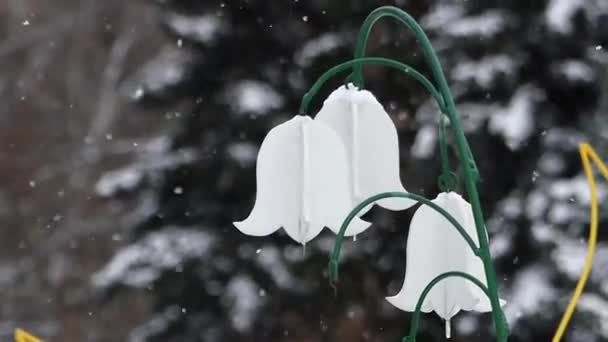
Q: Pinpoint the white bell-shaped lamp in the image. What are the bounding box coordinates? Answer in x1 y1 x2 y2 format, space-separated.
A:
315 84 416 218
234 115 371 244
386 192 504 338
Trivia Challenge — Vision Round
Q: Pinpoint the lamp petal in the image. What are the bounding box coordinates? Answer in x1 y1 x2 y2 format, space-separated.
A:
386 192 502 321
234 115 370 244
316 85 416 213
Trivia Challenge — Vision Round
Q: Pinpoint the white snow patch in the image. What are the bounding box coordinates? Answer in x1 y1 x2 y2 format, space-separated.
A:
457 103 496 132
552 243 608 282
411 125 437 158
499 196 523 219
490 228 515 258
444 11 507 38
129 306 181 342
225 275 263 332
92 228 214 288
95 137 197 197
538 152 566 175
548 202 580 224
530 223 556 243
577 294 608 338
452 55 516 88
255 246 296 289
295 33 344 67
549 175 607 205
551 59 595 82
227 142 258 167
526 191 549 220
421 3 465 30
95 167 143 197
545 0 586 34
226 80 284 115
489 86 542 150
123 48 196 99
166 13 224 44
504 266 556 325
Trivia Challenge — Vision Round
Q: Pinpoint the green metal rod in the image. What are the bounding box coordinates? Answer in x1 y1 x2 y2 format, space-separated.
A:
437 116 455 192
351 6 478 177
351 6 507 340
328 191 480 286
404 271 491 342
299 57 445 115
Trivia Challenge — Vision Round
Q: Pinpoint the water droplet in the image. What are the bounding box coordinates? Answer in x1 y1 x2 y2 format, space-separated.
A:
177 38 183 47
181 307 187 313
105 133 113 140
532 170 539 182
133 87 144 99
22 20 30 26
255 248 262 254
302 15 309 22
29 180 36 188
258 288 266 297
53 214 62 222
596 45 603 51
173 186 183 195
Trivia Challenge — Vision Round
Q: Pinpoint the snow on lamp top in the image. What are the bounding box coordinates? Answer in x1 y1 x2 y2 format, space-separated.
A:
234 115 370 244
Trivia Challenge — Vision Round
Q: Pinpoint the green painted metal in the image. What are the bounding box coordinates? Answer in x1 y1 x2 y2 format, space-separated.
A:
299 57 445 115
320 6 508 342
403 271 492 342
328 191 481 286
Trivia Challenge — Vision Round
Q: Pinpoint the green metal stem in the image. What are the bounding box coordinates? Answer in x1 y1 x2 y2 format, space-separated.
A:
437 116 455 192
328 192 480 286
351 6 507 341
299 57 445 115
404 271 491 342
352 6 478 178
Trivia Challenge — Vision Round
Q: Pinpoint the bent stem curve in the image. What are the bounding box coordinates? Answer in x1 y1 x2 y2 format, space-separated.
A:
351 7 506 340
403 271 493 342
328 191 480 286
299 57 445 115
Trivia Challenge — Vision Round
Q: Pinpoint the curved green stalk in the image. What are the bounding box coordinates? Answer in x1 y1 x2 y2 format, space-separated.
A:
347 6 507 340
403 271 492 342
328 191 480 286
299 57 445 115
352 6 479 177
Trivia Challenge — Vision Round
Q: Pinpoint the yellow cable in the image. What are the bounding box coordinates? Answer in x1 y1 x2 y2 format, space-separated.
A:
552 143 608 342
14 329 42 342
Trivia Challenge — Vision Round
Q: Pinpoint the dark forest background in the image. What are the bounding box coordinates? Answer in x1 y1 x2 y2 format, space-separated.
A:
1 0 608 341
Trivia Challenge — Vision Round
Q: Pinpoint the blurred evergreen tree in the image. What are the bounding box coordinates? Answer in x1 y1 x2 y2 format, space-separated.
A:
94 1 608 341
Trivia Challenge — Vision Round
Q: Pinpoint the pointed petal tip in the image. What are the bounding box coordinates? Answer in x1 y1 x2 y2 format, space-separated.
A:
232 219 276 237
385 293 408 311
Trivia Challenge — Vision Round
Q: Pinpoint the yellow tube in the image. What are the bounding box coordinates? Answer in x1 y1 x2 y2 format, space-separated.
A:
14 329 42 342
552 143 608 342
